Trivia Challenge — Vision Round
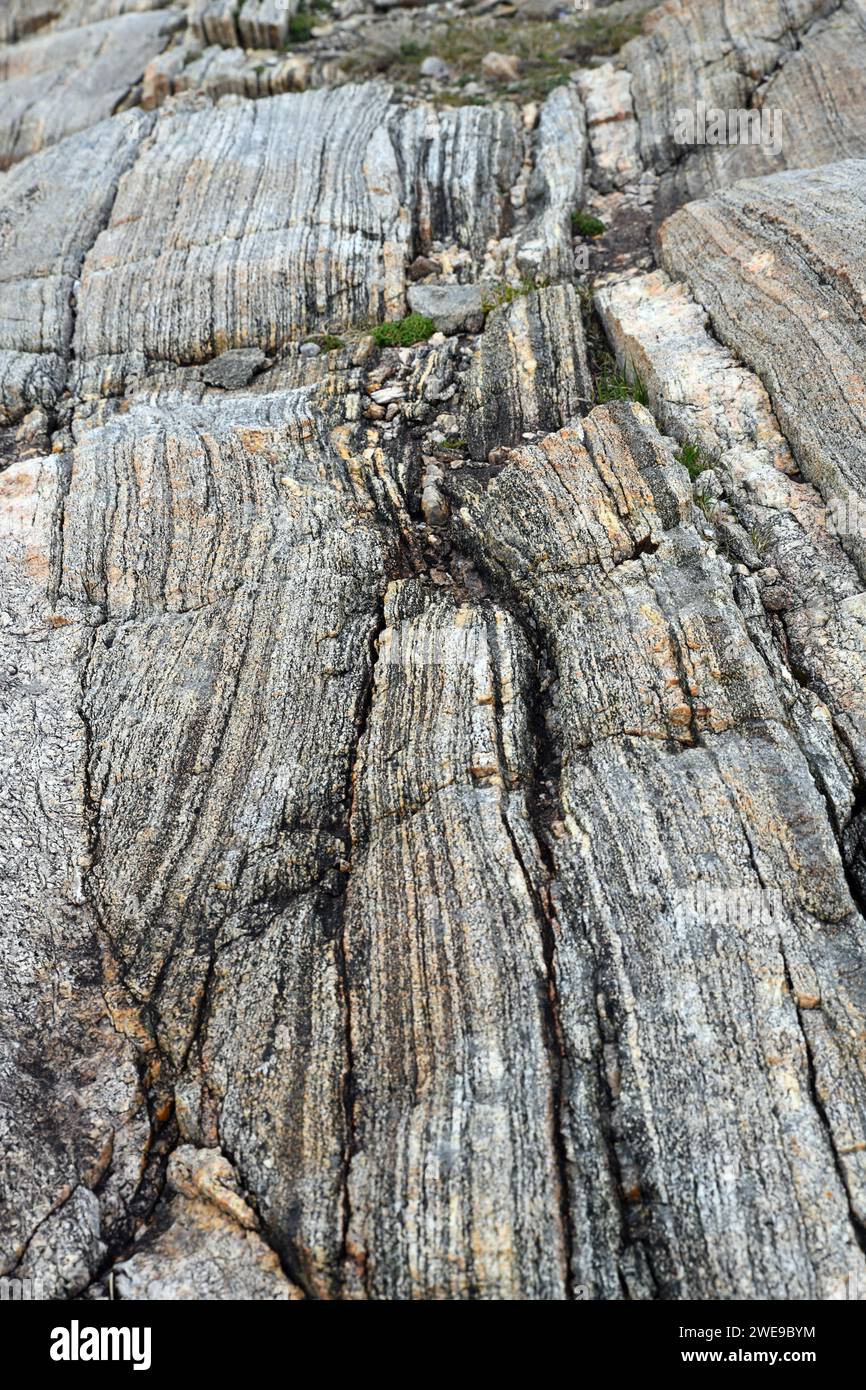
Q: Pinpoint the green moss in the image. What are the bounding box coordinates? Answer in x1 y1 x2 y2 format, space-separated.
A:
370 314 436 347
572 211 606 237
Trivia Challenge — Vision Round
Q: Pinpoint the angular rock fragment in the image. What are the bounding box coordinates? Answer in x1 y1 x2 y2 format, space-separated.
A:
201 347 267 388
406 283 484 336
576 62 642 193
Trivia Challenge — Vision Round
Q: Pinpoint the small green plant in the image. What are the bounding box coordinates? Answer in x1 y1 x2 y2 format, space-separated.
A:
694 492 718 522
481 276 546 314
572 211 606 238
370 314 435 347
441 436 467 451
286 4 315 42
318 333 344 353
596 361 649 407
676 440 709 481
748 521 775 561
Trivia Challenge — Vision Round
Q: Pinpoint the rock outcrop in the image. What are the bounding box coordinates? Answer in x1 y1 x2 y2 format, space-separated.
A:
2 0 866 1302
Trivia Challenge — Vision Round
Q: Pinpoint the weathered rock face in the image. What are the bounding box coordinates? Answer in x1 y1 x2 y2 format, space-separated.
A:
2 0 866 1303
462 284 592 459
0 111 153 425
659 161 866 578
0 8 178 167
623 0 866 214
71 87 523 398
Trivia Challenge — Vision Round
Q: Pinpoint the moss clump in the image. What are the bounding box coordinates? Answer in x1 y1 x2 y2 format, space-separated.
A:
370 314 436 347
572 211 606 237
317 333 344 353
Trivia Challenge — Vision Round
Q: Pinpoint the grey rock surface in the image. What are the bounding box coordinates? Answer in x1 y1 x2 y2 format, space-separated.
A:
463 283 592 458
623 0 866 214
0 8 177 167
2 0 866 1303
0 110 153 424
660 161 866 578
201 347 267 388
406 283 484 335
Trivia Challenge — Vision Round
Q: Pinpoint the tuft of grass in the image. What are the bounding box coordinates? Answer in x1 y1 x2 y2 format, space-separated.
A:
676 440 710 481
694 492 718 522
597 360 649 407
572 210 606 238
481 276 546 314
749 521 775 561
318 333 344 353
370 314 436 347
441 436 467 451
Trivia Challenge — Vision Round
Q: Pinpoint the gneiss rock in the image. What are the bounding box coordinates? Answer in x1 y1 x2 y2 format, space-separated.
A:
201 347 268 388
111 1148 303 1301
622 0 866 214
407 254 440 281
407 283 484 336
463 284 592 458
659 160 866 580
449 404 866 1297
0 9 178 169
0 110 152 425
4 0 866 1305
517 84 586 279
